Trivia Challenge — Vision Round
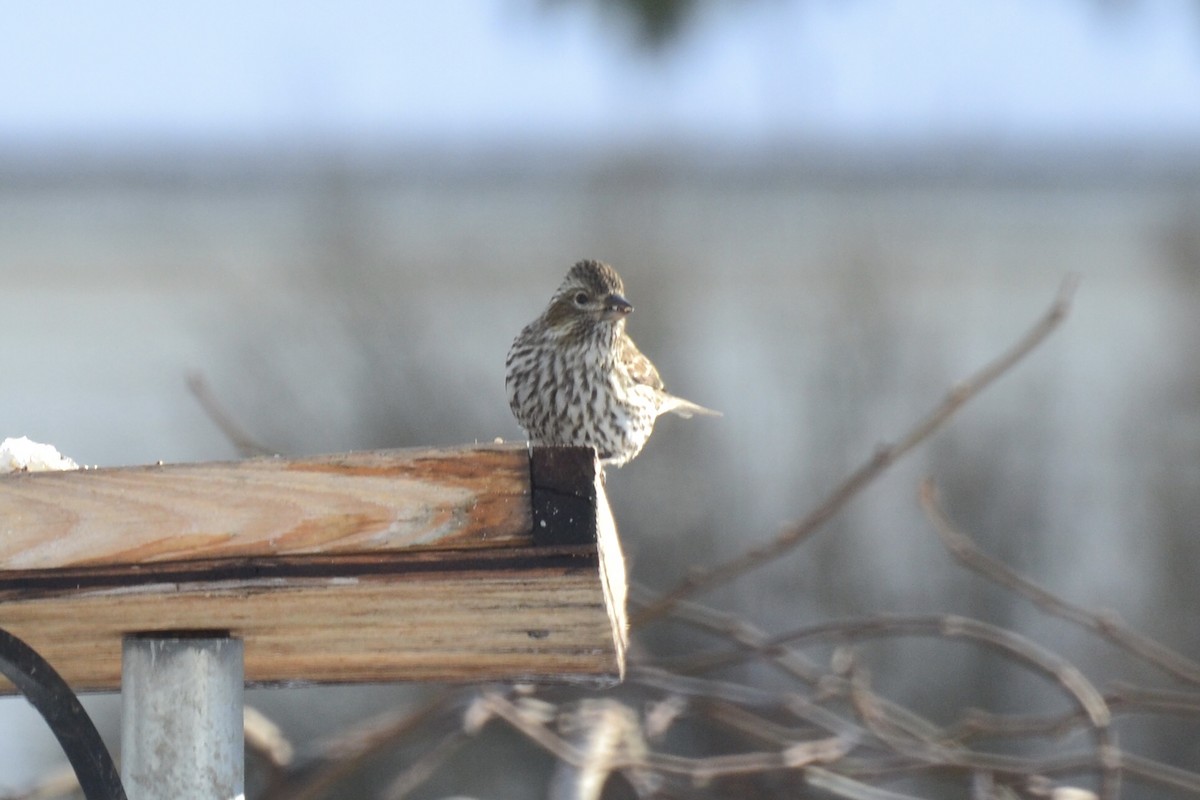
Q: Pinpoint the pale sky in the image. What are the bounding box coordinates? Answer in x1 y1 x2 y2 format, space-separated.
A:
2 0 1200 149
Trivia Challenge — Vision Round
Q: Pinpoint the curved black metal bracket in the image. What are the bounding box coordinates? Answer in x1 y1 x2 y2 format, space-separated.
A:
0 627 127 800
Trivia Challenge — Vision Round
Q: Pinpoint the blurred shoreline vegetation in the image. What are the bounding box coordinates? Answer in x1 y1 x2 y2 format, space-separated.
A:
543 0 1196 51
4 139 1200 188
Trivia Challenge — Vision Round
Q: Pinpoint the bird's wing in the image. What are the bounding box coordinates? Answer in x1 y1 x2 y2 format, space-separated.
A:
620 332 722 417
619 333 665 391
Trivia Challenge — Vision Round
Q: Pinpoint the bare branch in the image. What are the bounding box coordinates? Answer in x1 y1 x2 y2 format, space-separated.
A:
1120 752 1200 794
650 613 1117 798
921 479 1200 686
629 664 865 742
634 275 1079 626
941 681 1200 745
473 690 853 784
629 582 823 684
805 766 928 800
382 730 471 800
259 689 466 800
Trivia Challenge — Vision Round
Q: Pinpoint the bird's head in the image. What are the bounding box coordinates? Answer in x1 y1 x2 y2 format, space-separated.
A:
542 259 633 338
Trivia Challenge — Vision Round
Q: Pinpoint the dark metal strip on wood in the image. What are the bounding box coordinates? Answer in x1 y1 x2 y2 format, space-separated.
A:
0 545 601 600
530 446 599 547
0 627 126 800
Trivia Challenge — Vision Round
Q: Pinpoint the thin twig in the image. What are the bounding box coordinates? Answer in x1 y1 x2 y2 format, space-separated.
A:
941 682 1200 744
382 730 471 800
847 665 1083 785
475 690 853 784
629 581 824 684
630 587 953 749
650 613 1118 799
634 275 1079 626
921 478 1200 687
839 747 1200 795
629 664 865 741
1121 752 1200 794
186 371 275 457
805 766 929 800
697 698 816 746
259 689 466 800
1106 681 1200 715
696 614 1111 730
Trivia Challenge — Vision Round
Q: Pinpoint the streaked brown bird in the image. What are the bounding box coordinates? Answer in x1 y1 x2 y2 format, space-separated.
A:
506 259 720 467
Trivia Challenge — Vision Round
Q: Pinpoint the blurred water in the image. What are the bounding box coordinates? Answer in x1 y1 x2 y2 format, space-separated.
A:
1 151 1198 791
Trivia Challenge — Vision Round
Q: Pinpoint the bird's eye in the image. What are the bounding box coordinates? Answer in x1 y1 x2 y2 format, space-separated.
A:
574 292 588 305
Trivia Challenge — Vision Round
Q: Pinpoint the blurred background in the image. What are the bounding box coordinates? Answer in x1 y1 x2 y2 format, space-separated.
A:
3 0 1200 796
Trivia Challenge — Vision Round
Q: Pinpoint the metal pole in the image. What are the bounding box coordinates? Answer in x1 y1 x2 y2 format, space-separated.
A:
120 635 244 800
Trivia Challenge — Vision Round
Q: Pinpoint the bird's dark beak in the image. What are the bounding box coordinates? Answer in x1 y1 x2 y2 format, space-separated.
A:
601 294 633 321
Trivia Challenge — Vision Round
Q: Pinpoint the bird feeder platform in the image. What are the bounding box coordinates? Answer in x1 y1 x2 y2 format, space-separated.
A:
0 444 627 692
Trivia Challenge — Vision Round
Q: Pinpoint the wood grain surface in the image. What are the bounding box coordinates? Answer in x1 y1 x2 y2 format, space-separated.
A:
0 556 618 690
0 445 626 691
0 445 531 569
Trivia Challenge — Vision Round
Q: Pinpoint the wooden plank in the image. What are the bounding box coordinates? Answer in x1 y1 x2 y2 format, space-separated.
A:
0 553 616 689
0 445 531 569
531 447 599 546
0 445 627 691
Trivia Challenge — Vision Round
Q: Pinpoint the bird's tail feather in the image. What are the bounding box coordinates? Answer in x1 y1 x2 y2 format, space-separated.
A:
664 396 722 419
